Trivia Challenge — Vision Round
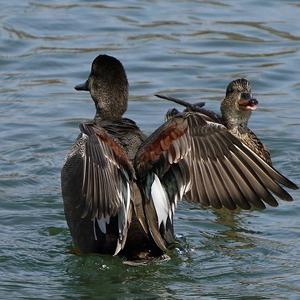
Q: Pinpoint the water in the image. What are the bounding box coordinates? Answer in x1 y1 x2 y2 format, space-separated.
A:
1 0 299 299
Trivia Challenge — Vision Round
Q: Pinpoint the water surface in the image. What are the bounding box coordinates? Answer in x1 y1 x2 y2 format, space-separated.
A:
0 0 299 299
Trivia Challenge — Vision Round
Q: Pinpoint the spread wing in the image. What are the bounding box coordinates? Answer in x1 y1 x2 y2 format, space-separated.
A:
135 114 191 250
80 122 135 255
135 111 298 250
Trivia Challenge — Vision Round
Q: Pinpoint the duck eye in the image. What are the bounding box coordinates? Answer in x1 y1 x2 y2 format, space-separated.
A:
241 92 251 100
226 86 233 96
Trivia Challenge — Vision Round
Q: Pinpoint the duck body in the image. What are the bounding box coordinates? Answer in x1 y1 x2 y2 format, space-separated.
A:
62 116 164 257
61 54 163 257
232 126 271 165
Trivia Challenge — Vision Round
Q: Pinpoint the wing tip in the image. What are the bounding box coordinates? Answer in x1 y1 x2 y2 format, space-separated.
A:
113 240 123 256
286 181 299 190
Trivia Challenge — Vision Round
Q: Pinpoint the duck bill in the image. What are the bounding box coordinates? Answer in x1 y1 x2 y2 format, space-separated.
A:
74 80 89 91
238 95 258 111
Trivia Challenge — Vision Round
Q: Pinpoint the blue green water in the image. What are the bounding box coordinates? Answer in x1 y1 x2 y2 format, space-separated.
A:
0 0 299 299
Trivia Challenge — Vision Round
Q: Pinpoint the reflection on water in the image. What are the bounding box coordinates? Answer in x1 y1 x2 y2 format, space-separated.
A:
0 0 299 299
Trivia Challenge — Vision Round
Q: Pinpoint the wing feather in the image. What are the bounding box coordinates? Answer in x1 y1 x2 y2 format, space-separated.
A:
80 122 134 254
135 111 297 250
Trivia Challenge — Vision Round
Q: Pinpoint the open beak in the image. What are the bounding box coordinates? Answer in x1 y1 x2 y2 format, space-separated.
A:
74 80 89 91
238 93 258 111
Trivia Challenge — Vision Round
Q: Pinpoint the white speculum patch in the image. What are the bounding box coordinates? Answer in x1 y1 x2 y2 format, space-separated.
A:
151 174 170 227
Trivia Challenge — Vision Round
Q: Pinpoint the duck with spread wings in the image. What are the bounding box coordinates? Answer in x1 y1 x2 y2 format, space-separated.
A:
61 55 298 259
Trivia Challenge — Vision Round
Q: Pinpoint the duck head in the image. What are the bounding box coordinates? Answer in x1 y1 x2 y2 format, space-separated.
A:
220 78 258 128
75 54 128 120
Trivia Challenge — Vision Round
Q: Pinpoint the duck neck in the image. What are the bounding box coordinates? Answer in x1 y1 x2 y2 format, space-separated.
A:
221 96 251 132
94 103 123 121
90 82 128 121
223 118 250 139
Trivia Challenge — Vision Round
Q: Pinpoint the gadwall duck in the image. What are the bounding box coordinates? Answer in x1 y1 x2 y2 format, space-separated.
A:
61 55 298 259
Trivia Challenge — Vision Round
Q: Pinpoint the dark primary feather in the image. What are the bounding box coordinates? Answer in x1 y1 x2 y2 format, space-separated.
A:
155 94 205 111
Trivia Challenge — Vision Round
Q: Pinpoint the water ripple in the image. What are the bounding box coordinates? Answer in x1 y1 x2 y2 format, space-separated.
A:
217 21 300 41
3 25 80 41
0 0 300 299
